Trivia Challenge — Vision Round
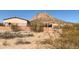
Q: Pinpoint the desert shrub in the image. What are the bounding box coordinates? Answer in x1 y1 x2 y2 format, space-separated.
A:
14 32 25 38
35 39 54 49
53 30 79 49
0 32 26 39
37 39 53 45
16 39 31 45
0 23 4 26
0 31 16 39
3 41 9 46
16 31 34 37
62 24 74 31
35 38 53 45
26 33 34 37
53 24 79 49
31 19 44 32
73 23 79 30
0 31 34 39
11 24 21 32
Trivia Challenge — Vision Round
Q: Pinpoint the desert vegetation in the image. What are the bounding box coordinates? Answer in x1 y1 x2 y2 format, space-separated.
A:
11 24 22 32
31 18 45 32
16 38 31 45
0 23 79 49
52 23 79 48
0 31 34 39
33 23 79 49
0 23 4 26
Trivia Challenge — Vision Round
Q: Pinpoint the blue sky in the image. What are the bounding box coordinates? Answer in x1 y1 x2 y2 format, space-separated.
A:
0 10 79 23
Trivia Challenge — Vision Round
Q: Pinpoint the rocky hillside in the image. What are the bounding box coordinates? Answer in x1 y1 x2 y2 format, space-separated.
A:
31 13 65 24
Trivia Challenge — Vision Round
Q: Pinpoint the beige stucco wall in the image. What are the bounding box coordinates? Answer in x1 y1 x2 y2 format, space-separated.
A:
3 18 27 26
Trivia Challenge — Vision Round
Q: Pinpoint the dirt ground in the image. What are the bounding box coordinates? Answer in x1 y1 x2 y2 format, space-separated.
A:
0 30 61 49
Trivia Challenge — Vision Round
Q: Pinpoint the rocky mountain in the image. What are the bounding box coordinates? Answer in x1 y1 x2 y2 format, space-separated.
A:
31 13 65 24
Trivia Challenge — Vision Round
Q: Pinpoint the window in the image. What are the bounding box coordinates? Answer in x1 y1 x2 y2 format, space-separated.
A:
48 24 52 27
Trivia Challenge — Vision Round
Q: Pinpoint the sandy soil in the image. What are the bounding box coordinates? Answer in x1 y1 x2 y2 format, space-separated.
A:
0 30 61 49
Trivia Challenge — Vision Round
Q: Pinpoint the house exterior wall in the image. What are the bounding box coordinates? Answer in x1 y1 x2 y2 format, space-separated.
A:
3 18 27 27
17 23 27 26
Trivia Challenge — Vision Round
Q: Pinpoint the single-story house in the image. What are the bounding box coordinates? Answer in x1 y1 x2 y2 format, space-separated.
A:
3 17 30 27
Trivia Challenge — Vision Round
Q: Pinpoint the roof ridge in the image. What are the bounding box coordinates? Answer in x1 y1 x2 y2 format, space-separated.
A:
4 17 28 21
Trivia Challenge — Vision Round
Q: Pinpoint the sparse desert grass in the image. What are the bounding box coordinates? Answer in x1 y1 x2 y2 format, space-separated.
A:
0 23 4 26
0 31 16 39
36 38 53 45
3 40 9 46
11 24 21 32
16 39 31 45
52 24 79 49
34 24 79 49
0 31 34 39
0 24 79 49
53 30 79 49
31 19 44 32
26 33 34 37
0 31 60 48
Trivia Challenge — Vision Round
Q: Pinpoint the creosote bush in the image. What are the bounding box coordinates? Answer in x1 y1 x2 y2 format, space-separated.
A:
31 19 44 32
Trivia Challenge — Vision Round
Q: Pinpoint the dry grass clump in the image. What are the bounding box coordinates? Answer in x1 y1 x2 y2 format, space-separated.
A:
3 40 10 46
31 18 44 32
0 23 4 26
11 24 21 32
36 39 53 45
53 24 79 49
0 31 16 39
26 33 34 37
0 31 34 39
35 38 54 49
53 31 79 49
16 39 31 45
35 24 79 49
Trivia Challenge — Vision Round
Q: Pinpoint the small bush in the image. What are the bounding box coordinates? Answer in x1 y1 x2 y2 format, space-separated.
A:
36 39 53 45
0 32 24 39
0 23 4 26
31 19 44 32
15 32 25 38
0 31 34 39
3 41 9 46
0 32 16 39
16 39 31 45
26 33 34 37
11 24 21 32
53 24 79 49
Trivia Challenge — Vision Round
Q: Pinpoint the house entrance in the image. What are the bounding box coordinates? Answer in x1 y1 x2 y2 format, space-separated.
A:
48 24 52 27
